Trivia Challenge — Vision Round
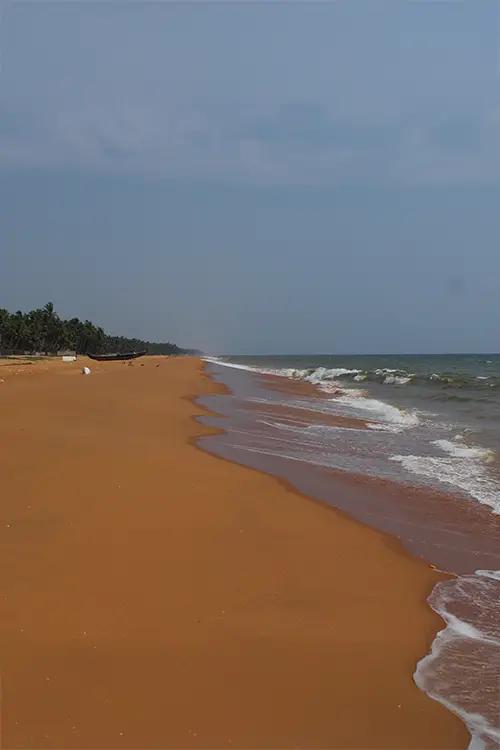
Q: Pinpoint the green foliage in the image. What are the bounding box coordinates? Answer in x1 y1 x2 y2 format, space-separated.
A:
0 303 192 356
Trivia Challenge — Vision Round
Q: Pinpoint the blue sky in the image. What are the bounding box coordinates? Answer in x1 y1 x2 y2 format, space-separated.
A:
1 1 499 353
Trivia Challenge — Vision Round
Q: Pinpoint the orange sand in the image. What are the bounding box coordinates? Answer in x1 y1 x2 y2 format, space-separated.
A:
0 356 467 748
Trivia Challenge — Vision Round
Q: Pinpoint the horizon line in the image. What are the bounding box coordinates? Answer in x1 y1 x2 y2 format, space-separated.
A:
212 351 500 357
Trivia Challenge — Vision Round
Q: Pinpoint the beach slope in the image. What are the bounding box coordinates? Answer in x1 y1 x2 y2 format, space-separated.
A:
0 356 467 748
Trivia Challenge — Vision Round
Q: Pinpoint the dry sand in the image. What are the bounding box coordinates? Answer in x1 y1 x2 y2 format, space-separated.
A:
0 356 467 748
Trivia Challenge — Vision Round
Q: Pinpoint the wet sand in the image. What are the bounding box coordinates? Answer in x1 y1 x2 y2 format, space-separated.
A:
0 356 467 748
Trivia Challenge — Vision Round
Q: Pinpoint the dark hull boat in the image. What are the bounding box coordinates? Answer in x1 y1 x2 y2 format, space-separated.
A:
87 350 147 362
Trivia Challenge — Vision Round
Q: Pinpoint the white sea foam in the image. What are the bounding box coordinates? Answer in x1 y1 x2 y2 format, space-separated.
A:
415 573 500 750
279 368 308 379
304 366 361 382
384 375 411 385
257 419 369 439
204 357 302 379
432 439 495 461
476 569 500 582
203 357 262 373
366 422 404 433
334 393 420 427
204 358 360 384
390 454 500 513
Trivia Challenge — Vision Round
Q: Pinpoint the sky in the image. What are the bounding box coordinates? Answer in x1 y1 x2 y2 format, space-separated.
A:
1 0 500 354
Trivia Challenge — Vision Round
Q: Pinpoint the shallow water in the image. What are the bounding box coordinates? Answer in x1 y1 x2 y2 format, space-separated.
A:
207 354 500 512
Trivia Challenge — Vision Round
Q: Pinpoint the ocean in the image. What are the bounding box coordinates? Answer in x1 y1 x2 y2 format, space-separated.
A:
199 353 500 750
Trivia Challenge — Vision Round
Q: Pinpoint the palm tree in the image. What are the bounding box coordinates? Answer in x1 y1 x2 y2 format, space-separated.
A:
0 302 186 356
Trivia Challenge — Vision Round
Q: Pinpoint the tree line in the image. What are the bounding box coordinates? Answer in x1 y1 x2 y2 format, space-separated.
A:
0 303 194 356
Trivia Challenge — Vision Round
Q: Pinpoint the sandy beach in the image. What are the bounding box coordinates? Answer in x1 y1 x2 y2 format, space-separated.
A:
0 356 467 748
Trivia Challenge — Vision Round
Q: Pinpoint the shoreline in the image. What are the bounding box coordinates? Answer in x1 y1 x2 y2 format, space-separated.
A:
0 355 468 748
195 363 449 574
200 360 500 576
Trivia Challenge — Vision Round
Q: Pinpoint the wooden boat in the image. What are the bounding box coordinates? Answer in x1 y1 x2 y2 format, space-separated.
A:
87 350 147 362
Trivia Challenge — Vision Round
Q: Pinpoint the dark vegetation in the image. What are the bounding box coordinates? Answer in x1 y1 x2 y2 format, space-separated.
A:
0 303 197 355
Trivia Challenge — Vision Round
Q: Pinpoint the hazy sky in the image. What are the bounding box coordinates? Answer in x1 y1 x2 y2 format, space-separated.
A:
1 1 499 354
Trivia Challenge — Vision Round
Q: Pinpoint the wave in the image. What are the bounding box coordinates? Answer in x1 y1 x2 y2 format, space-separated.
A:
366 422 405 433
384 375 411 385
205 357 420 429
207 366 420 444
207 356 500 512
333 393 420 427
415 571 500 750
204 358 499 392
206 358 420 427
432 439 495 462
390 453 500 514
203 357 266 373
395 438 499 513
477 569 500 581
304 366 362 381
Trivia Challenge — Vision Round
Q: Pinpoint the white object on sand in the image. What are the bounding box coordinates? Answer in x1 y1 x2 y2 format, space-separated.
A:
82 367 91 375
62 355 77 362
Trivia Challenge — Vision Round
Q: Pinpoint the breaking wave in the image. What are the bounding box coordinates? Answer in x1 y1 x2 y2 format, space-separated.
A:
390 452 499 514
432 439 495 462
204 358 499 391
206 356 500 513
205 357 421 429
333 393 420 427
